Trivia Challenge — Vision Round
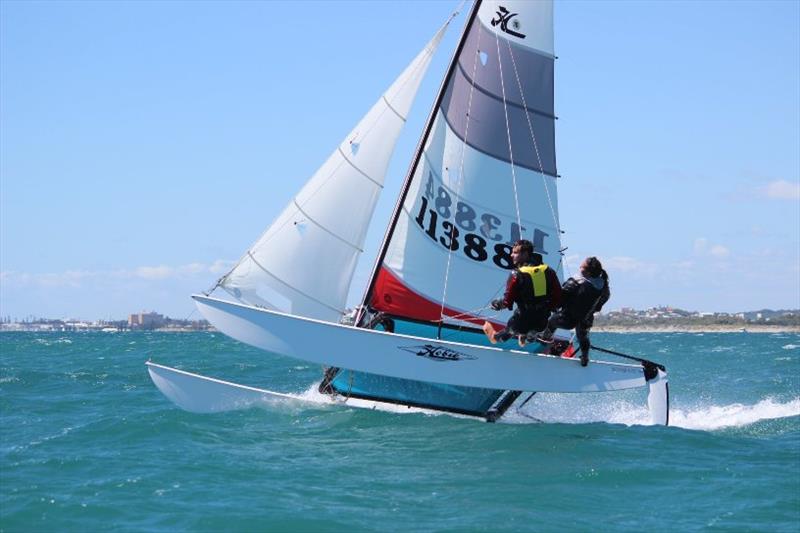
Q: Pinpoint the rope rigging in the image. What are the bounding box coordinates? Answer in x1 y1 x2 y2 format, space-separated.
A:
436 21 572 332
436 19 485 335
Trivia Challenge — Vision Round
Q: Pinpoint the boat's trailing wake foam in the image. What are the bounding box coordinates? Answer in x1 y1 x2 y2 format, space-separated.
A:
274 387 800 430
506 394 800 430
665 397 800 431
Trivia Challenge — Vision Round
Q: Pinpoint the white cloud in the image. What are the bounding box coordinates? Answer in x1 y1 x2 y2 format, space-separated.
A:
694 237 730 259
1 260 234 288
562 254 660 277
0 270 94 288
600 256 660 277
709 245 730 258
135 265 173 280
760 180 800 200
693 237 709 254
604 256 646 272
179 263 208 275
209 259 235 274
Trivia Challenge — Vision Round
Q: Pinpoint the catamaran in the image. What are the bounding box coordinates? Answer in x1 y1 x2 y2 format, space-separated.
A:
147 0 669 425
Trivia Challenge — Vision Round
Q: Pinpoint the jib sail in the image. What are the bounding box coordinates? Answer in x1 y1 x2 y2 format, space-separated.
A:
215 17 455 323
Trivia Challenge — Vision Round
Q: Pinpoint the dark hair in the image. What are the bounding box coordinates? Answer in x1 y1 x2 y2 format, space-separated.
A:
584 256 605 279
513 239 534 257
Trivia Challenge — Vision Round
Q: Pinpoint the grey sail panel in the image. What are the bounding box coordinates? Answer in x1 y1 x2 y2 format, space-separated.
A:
442 59 556 176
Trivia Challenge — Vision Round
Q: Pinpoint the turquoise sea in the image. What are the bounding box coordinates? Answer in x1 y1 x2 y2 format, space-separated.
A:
1 331 798 532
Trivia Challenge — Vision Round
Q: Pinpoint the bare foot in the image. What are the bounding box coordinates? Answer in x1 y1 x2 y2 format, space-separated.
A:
483 322 497 344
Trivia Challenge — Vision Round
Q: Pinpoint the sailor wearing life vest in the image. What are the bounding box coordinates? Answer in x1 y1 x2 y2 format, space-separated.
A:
540 257 611 367
487 239 561 345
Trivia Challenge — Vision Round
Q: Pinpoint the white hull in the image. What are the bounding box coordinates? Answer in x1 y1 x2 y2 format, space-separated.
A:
146 361 308 413
194 295 649 394
146 361 481 418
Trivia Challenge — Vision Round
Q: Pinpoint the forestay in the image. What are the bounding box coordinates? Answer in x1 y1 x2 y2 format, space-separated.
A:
218 17 455 323
364 0 562 328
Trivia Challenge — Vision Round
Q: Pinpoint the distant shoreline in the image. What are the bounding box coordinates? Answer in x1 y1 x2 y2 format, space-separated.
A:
593 325 800 333
2 325 798 334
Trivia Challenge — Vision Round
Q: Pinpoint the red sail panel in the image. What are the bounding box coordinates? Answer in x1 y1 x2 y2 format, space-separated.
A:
371 266 504 330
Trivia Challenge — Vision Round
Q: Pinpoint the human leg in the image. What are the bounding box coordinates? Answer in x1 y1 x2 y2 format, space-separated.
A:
536 311 573 342
575 323 591 366
488 311 526 343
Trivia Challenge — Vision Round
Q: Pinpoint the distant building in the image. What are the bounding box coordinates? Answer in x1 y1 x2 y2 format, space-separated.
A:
128 311 164 330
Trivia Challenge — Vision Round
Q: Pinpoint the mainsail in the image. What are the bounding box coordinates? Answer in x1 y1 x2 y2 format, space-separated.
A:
217 15 456 323
365 0 561 328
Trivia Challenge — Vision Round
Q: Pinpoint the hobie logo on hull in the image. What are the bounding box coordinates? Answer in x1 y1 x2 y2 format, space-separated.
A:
491 6 526 39
399 344 477 362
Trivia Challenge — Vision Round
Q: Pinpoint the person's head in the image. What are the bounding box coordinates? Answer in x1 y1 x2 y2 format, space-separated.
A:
580 256 604 278
511 239 533 267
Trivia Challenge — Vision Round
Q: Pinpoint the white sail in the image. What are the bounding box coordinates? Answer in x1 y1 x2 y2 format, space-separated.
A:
219 19 453 323
366 0 562 329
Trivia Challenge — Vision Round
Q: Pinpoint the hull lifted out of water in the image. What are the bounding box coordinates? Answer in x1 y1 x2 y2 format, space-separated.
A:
146 361 306 413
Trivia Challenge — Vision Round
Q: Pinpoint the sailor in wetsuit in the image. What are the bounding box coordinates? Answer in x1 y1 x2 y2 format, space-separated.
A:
540 256 610 366
487 239 561 345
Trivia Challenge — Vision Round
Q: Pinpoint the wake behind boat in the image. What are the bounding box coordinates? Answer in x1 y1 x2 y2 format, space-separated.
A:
147 0 670 425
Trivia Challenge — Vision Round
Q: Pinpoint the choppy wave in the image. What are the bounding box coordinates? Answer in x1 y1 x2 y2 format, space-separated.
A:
33 337 73 346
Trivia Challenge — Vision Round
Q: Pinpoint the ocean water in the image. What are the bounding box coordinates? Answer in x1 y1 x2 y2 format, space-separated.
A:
1 331 798 532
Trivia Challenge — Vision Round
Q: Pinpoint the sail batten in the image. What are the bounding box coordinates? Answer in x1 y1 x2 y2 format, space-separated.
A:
243 251 344 314
291 199 364 252
335 146 384 189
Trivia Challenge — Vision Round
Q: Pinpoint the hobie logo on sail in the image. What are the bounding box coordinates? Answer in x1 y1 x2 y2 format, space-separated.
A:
491 6 526 39
399 344 477 362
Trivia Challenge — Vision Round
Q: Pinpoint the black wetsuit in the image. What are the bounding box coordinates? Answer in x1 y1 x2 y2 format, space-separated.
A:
547 272 610 359
492 263 561 342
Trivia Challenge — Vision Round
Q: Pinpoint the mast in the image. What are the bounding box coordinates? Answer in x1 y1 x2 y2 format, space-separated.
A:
356 0 483 324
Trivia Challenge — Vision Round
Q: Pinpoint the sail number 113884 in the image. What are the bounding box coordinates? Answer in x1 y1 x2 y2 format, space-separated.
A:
412 184 549 270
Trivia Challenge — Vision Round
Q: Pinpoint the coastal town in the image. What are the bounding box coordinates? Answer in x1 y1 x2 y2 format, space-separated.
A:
0 311 212 332
593 306 800 332
1 306 798 333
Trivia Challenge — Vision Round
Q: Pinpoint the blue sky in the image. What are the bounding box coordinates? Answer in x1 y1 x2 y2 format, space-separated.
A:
1 0 798 320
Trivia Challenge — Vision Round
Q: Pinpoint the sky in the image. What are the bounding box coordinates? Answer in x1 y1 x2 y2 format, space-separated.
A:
1 0 798 321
